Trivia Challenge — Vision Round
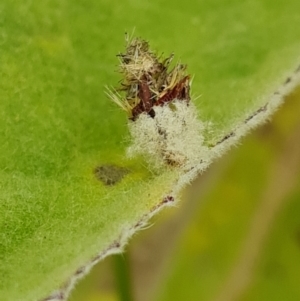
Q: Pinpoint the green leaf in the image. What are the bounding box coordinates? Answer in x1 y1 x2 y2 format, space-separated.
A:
1 0 300 300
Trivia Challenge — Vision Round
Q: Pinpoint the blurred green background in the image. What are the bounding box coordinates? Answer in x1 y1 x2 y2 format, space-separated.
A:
69 88 300 300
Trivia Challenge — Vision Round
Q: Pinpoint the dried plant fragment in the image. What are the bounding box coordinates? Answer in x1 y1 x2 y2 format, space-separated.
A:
107 37 208 170
107 37 191 120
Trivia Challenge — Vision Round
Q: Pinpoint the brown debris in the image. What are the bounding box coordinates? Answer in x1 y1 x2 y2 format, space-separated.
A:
107 37 191 120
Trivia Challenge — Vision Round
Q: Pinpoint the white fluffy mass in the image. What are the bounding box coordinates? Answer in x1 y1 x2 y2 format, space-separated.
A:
127 100 209 171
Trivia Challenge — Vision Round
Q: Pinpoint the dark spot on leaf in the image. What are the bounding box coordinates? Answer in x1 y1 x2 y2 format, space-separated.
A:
113 241 121 248
244 103 268 123
162 195 174 203
75 266 85 275
216 131 235 145
91 253 102 264
94 164 130 186
284 77 291 85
